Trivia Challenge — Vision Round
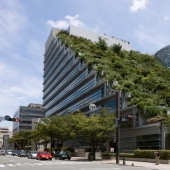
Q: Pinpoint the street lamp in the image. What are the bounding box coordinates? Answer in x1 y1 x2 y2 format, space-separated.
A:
115 91 120 164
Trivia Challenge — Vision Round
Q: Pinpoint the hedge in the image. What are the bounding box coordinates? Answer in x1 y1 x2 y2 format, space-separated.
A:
102 150 170 160
134 150 170 160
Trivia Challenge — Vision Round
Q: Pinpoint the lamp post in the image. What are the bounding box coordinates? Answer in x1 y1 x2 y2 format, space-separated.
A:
116 91 120 164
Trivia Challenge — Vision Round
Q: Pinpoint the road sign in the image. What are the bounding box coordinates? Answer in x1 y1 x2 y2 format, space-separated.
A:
4 115 10 120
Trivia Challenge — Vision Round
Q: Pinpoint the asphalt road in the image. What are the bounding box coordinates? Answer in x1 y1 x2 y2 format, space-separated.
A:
0 155 151 170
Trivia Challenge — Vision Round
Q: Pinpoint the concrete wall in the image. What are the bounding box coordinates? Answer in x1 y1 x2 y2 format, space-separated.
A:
45 28 61 52
68 25 131 51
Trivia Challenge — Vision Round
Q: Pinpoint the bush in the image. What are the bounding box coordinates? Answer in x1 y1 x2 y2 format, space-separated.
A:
134 150 170 160
102 152 134 158
61 147 74 152
102 150 170 160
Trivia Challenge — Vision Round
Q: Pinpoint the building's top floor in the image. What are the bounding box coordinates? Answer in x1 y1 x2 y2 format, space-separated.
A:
13 103 44 118
27 103 43 108
0 127 11 134
45 25 132 53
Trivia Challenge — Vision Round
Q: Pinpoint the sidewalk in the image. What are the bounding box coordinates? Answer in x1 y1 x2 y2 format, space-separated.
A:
71 157 170 170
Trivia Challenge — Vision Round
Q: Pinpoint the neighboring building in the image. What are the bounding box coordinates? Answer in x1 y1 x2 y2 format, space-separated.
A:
0 127 12 150
12 103 44 135
31 118 44 151
43 25 169 152
155 45 170 68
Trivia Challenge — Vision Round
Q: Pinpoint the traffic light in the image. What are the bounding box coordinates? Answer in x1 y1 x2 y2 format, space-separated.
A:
8 117 20 122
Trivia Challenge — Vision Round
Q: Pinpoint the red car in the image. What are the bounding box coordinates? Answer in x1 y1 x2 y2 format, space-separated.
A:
36 151 52 160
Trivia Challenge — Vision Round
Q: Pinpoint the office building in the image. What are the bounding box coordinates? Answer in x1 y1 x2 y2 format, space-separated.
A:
0 127 12 150
43 25 168 152
12 103 44 135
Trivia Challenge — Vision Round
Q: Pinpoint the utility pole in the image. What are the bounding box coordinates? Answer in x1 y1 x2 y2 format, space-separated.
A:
116 91 120 164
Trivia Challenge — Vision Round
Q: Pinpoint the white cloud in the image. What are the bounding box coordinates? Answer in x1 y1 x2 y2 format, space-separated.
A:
129 0 149 12
164 16 169 21
0 0 27 51
0 61 43 117
47 15 85 29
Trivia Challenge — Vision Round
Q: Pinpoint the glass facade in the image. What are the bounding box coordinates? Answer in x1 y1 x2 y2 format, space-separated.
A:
43 36 117 117
12 105 44 134
137 134 161 150
155 45 170 68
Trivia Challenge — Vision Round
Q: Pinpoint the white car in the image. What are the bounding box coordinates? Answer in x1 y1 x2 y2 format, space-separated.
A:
6 150 12 155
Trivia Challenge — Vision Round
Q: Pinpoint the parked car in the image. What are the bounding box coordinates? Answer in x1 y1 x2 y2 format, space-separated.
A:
0 150 6 156
36 151 52 160
27 151 38 159
17 150 27 157
6 150 12 155
12 150 19 156
54 151 71 160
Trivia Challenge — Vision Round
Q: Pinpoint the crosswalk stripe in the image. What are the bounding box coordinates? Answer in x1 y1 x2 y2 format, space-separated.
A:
33 163 43 165
0 161 101 168
6 164 15 167
16 163 25 166
24 163 35 166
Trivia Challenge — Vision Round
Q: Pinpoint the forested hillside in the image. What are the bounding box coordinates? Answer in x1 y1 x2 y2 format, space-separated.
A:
57 30 170 121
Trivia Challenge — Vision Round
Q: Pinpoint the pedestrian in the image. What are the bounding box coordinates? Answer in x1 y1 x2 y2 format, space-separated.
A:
155 151 160 165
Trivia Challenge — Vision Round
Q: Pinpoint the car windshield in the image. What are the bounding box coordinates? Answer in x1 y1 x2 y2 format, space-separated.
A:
7 150 12 152
41 152 50 154
21 151 26 153
31 151 37 154
60 151 67 155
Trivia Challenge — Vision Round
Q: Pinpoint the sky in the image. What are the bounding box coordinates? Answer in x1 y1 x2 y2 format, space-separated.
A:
0 0 170 130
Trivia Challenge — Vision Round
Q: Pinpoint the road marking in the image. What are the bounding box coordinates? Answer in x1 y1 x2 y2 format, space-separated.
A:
34 163 43 165
16 163 25 166
6 164 15 167
24 163 35 166
79 168 121 170
0 165 6 167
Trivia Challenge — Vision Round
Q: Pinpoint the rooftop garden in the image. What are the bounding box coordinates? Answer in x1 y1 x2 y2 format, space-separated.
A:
57 30 170 122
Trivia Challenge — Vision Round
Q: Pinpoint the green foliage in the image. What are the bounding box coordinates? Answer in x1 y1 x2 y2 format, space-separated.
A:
57 30 170 119
65 109 115 160
102 150 170 160
61 147 74 152
102 152 134 158
133 150 170 160
8 131 31 149
111 43 122 55
96 37 108 51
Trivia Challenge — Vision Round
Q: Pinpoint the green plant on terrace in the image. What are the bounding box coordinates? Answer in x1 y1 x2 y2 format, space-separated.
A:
57 30 170 120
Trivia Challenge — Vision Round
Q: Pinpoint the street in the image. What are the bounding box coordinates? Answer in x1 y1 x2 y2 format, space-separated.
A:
0 155 152 170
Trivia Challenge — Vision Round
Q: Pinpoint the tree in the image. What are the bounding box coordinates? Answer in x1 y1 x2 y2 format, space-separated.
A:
112 43 122 55
8 131 31 149
28 130 42 151
35 115 76 153
72 109 115 160
96 37 108 51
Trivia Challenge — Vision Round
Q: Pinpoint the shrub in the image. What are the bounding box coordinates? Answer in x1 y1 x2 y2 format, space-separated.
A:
61 147 74 152
133 150 170 160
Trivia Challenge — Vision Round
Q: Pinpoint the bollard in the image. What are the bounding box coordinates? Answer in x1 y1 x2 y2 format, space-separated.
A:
88 153 93 162
123 157 126 165
156 152 160 165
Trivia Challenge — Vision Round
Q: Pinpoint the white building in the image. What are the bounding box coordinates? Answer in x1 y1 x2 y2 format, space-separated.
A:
0 127 12 150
